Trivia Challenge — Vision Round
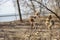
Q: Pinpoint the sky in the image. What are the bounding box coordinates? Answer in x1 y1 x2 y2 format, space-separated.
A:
0 0 18 22
0 0 47 22
0 0 32 22
0 0 16 15
0 0 56 22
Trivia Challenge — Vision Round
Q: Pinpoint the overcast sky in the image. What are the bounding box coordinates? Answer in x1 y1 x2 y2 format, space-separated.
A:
0 0 56 22
0 0 16 15
0 0 18 22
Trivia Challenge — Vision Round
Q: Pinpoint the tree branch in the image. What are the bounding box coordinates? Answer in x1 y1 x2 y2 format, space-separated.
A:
33 0 60 20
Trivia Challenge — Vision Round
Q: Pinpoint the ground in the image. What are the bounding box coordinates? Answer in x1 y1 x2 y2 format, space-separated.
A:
0 16 60 40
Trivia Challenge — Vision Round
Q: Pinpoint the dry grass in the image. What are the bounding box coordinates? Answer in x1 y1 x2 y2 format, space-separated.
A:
0 16 60 40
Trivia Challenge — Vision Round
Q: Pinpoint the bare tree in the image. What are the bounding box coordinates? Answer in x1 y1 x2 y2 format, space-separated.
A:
33 0 60 20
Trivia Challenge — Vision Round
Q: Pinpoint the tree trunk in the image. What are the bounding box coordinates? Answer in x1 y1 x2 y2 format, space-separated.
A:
40 0 42 15
17 0 22 22
30 0 36 14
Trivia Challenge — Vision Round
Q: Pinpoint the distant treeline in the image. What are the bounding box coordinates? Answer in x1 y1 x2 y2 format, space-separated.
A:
0 14 19 17
0 13 34 17
0 14 31 17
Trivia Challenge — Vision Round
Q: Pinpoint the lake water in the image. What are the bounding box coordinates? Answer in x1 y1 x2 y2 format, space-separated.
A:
0 14 30 22
0 16 18 22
